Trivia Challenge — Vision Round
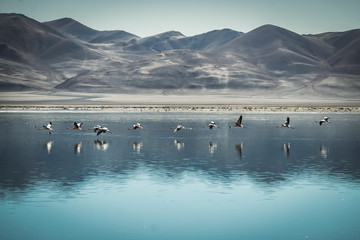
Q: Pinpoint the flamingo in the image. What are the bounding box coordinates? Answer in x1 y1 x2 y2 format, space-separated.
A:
130 123 144 130
281 117 293 128
43 122 53 131
96 126 112 136
93 125 102 132
208 121 218 129
319 117 330 125
174 125 184 133
36 122 53 134
73 122 84 131
229 115 244 128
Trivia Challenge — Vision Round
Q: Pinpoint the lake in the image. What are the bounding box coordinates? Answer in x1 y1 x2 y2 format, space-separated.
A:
0 109 359 240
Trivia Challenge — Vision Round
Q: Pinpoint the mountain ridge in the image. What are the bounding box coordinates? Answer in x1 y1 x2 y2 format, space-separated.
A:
0 13 359 100
44 17 140 43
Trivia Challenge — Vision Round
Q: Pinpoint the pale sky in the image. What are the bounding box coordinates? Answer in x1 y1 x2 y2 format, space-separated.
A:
1 0 359 37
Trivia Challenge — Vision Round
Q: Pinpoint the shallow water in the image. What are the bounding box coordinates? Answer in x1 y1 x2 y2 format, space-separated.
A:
0 111 359 240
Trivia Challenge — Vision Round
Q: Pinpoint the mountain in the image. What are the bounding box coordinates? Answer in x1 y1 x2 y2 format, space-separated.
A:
44 17 139 43
316 29 360 74
217 24 335 74
185 29 243 51
131 29 243 52
0 14 359 100
0 14 99 65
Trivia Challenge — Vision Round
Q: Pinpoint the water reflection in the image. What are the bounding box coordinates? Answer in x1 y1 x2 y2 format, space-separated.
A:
133 141 143 153
1 112 360 240
320 145 329 159
74 142 82 154
283 143 290 157
0 112 359 192
94 139 109 151
209 142 217 155
44 140 53 154
174 139 184 151
235 142 243 159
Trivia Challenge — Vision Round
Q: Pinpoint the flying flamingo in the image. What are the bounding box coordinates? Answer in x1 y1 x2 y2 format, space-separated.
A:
319 117 330 125
229 115 244 128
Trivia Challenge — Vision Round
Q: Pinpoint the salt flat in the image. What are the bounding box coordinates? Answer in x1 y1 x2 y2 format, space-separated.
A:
0 90 359 105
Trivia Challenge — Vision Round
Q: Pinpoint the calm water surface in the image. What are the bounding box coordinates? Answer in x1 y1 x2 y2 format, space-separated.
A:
0 110 359 240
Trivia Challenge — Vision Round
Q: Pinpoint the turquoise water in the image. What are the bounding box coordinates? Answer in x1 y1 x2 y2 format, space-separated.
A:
0 111 359 240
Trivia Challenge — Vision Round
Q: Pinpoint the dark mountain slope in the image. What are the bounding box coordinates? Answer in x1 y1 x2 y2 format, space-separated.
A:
44 17 139 43
44 17 97 41
217 24 334 74
316 29 360 74
0 14 98 64
327 37 360 74
317 29 360 51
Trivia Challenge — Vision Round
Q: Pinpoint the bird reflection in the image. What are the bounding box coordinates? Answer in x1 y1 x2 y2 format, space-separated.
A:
235 142 243 159
74 142 82 154
174 139 184 151
320 145 329 159
209 142 217 155
94 139 109 151
133 142 143 153
283 143 290 157
44 140 53 154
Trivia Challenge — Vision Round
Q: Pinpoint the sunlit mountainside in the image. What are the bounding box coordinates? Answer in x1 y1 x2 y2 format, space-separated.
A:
0 13 359 100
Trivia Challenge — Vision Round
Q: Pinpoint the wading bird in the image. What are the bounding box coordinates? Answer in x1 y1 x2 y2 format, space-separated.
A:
73 122 84 131
173 124 192 133
208 121 218 129
36 122 53 134
319 117 330 125
93 125 102 132
174 125 184 133
229 115 244 128
96 126 112 136
281 117 293 128
43 122 53 130
130 123 144 130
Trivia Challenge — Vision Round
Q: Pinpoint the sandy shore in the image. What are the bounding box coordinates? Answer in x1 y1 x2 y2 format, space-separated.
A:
1 104 359 113
0 91 359 112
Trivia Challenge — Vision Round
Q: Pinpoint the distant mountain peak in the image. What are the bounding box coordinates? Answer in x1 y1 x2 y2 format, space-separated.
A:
44 17 139 43
145 31 185 39
44 17 98 41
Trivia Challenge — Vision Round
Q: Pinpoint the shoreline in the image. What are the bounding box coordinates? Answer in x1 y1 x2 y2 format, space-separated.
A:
1 104 359 112
1 91 359 112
